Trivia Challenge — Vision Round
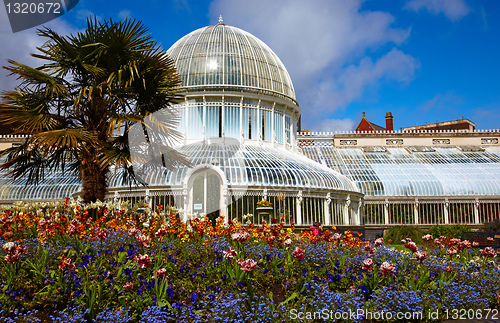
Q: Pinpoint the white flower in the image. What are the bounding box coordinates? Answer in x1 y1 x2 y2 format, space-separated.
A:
2 242 16 252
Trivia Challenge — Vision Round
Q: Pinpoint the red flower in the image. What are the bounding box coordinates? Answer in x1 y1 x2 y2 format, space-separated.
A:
292 247 305 261
2 242 27 264
58 255 75 271
415 251 428 262
374 238 384 247
380 261 395 275
362 258 373 270
237 258 258 272
231 230 250 243
404 241 418 252
223 247 237 260
95 228 108 241
123 282 134 291
136 233 151 248
156 267 167 278
135 254 152 269
155 228 167 238
480 247 496 257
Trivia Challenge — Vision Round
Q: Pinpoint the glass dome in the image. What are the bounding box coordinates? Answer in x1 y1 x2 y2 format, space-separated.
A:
167 22 296 100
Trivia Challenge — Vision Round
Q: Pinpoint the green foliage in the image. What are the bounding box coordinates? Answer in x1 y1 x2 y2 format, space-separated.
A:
482 218 500 232
384 225 426 244
427 224 471 238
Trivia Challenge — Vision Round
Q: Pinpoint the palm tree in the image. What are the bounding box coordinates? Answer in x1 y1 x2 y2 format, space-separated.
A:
0 17 188 203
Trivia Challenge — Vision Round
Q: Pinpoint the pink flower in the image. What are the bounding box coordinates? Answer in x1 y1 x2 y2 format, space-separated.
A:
0 215 14 227
480 247 496 257
223 247 237 260
5 253 20 263
374 238 384 247
58 255 75 271
156 267 167 278
284 238 293 248
231 230 250 243
458 240 471 249
237 258 258 272
332 233 342 241
123 282 134 291
446 248 458 256
380 261 395 275
472 241 479 247
95 228 108 241
422 234 433 241
128 227 139 237
434 238 441 246
292 247 305 261
67 219 81 236
362 258 373 270
267 236 276 244
405 241 418 253
155 228 167 238
415 251 428 262
2 243 27 264
136 233 151 248
445 266 453 272
450 238 461 245
487 237 495 241
310 226 319 237
135 254 152 269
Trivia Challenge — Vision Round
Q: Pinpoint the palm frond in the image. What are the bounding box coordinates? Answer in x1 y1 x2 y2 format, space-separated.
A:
32 128 97 153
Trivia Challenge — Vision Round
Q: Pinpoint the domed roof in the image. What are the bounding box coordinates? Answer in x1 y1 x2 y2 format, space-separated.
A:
108 142 358 193
166 22 296 100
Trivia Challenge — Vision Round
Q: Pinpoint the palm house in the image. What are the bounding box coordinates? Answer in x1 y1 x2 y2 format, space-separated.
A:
105 20 364 226
1 20 500 227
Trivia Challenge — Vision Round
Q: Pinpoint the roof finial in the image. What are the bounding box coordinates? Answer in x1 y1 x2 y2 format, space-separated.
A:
219 15 223 24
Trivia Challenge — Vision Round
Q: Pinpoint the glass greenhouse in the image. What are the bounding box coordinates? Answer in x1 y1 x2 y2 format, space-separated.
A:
1 21 499 227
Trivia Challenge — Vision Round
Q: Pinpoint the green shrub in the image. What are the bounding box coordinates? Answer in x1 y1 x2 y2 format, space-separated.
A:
482 218 500 232
427 224 471 238
384 225 426 244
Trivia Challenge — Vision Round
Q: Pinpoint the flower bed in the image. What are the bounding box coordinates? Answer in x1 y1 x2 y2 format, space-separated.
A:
0 200 500 322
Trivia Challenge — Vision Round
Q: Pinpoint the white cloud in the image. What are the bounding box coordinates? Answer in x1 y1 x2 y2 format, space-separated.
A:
209 0 416 129
405 0 470 21
0 7 80 92
118 10 131 20
331 49 419 107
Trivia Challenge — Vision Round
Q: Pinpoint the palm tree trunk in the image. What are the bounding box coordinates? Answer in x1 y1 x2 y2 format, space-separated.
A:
81 155 108 203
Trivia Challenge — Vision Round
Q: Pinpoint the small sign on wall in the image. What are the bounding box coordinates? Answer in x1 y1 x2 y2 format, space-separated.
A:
194 204 203 211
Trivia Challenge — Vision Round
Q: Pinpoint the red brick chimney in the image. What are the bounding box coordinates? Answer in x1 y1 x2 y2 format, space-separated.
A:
385 112 393 131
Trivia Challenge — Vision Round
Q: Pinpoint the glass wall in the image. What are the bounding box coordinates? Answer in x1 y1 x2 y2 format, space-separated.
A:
174 97 297 144
304 146 500 197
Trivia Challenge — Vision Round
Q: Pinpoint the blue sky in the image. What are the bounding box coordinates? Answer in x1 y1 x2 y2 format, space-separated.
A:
1 0 499 131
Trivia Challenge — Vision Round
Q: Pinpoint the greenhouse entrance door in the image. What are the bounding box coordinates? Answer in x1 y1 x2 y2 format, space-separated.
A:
190 169 221 220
